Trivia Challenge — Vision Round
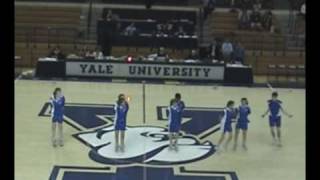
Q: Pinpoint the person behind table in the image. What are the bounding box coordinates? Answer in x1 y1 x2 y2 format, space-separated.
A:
85 48 96 59
250 9 263 31
155 47 169 61
48 46 65 60
49 87 65 147
262 92 293 147
175 26 187 37
233 98 251 151
93 46 104 60
123 22 138 36
222 39 233 63
114 93 129 152
232 42 245 64
185 49 199 60
163 21 174 36
168 93 185 151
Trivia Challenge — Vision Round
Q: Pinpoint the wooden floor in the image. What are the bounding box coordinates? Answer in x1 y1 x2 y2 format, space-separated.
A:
15 80 305 180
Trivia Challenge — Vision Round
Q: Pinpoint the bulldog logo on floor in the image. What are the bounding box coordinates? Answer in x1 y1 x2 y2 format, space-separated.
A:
76 126 214 165
39 102 239 180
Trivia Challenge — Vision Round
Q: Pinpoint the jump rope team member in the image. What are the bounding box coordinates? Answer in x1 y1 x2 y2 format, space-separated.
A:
168 93 185 151
262 92 293 147
50 87 65 147
233 98 251 151
215 100 235 152
114 93 129 152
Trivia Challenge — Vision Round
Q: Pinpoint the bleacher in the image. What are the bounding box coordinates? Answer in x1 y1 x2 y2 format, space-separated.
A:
15 5 81 43
206 11 305 76
14 1 305 83
102 8 197 22
15 4 82 67
97 7 199 54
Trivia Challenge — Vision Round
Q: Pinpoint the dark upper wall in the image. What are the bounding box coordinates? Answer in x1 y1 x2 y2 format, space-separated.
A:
15 0 302 10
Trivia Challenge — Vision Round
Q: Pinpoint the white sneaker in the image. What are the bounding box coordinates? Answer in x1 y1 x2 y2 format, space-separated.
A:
120 145 125 152
272 139 277 146
115 145 120 152
223 144 229 151
215 145 222 154
242 144 248 151
232 144 237 151
174 144 179 152
52 139 57 147
168 144 174 151
59 139 64 147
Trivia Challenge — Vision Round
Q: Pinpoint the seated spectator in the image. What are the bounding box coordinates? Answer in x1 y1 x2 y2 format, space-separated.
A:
299 2 305 18
239 0 252 11
93 47 104 60
288 0 300 10
253 0 262 11
102 9 113 21
263 0 274 9
175 26 187 37
163 21 174 36
203 0 216 20
66 50 81 59
239 9 250 29
229 0 238 12
78 46 88 58
250 9 262 31
210 41 216 59
48 46 65 60
262 10 274 32
156 47 169 61
232 42 245 64
222 39 233 62
155 23 165 37
186 49 199 60
85 49 96 59
102 9 120 21
123 22 138 36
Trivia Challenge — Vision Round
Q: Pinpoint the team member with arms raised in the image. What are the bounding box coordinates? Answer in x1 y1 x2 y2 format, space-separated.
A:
168 93 185 151
215 100 235 153
262 92 293 147
114 93 129 152
50 87 65 147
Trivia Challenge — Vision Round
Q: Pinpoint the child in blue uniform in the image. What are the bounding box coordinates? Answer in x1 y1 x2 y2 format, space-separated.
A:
50 87 65 147
216 100 235 152
262 92 293 147
233 98 251 151
114 93 129 152
168 93 185 151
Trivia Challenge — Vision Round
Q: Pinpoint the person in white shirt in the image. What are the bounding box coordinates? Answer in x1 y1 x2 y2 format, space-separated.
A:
123 23 137 36
300 3 305 18
222 39 233 62
93 47 104 60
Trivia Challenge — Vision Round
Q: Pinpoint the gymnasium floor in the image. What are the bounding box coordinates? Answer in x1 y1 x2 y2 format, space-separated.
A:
15 80 305 180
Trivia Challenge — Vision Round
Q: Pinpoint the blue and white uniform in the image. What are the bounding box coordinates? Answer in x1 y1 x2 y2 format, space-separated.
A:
220 107 234 133
51 95 65 123
236 105 251 130
114 102 129 131
268 99 282 127
168 100 185 133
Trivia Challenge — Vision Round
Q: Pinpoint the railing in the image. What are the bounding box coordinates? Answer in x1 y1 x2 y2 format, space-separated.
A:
15 26 80 67
209 31 305 56
27 26 79 48
198 7 204 44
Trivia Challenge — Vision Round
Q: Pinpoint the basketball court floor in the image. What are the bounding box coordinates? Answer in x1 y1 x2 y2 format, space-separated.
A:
15 79 305 180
